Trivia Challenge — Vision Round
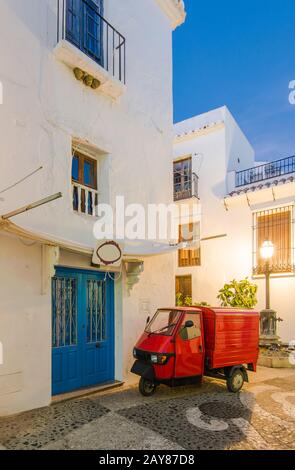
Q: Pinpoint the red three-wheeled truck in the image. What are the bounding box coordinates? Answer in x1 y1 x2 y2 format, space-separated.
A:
131 306 260 396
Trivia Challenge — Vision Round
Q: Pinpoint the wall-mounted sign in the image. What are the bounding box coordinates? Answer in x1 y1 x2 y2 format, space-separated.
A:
92 240 123 267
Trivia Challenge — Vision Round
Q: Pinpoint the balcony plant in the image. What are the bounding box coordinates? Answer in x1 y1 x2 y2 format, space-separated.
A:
217 278 258 309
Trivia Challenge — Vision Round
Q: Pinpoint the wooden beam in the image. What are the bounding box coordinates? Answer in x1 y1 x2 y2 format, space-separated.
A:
1 192 62 220
201 234 227 242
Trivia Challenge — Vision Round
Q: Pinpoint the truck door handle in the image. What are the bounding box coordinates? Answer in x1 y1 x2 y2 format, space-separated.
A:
96 343 101 349
199 345 203 352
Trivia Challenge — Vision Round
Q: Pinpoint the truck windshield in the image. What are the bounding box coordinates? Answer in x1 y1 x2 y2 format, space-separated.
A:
145 310 181 336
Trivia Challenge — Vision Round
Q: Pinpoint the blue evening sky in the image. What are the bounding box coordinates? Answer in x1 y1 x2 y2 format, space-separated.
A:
173 0 295 162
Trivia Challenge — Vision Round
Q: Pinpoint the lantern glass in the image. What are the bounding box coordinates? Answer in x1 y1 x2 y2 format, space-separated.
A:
260 240 274 260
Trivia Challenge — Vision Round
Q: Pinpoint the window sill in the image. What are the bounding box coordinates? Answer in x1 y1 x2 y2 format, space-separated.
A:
252 272 295 280
178 265 201 268
53 39 127 101
72 209 98 220
174 196 200 203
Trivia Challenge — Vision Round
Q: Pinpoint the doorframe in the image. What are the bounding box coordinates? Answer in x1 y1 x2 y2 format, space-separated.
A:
51 265 116 396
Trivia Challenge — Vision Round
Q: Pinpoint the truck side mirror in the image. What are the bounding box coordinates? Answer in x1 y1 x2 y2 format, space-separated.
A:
184 320 194 328
146 316 150 325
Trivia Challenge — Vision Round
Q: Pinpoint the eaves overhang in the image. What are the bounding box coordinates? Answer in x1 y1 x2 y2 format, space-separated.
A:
228 175 295 199
224 176 295 210
155 0 186 29
0 219 182 258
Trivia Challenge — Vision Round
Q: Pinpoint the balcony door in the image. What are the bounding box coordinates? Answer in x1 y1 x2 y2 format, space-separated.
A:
66 0 104 64
174 157 192 201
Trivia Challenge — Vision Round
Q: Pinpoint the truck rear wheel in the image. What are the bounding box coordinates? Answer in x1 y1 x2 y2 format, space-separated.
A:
226 369 244 393
139 377 156 397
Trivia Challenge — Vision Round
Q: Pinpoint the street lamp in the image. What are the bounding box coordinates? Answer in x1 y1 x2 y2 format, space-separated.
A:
260 240 274 310
259 240 282 345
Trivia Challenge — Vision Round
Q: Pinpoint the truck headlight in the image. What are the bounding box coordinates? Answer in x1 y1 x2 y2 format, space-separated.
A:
150 354 158 363
133 348 137 358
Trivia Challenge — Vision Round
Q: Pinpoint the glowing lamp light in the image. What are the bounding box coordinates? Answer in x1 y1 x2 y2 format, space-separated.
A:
260 240 274 260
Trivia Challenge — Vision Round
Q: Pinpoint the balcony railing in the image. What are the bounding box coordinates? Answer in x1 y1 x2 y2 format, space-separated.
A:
174 172 199 201
235 155 295 188
72 182 98 217
57 0 126 84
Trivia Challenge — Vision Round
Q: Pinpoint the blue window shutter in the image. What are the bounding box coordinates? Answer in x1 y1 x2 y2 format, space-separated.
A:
66 0 81 46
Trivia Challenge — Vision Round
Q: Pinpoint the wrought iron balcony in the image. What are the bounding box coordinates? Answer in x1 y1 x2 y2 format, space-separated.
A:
174 172 199 201
235 155 295 188
57 0 126 84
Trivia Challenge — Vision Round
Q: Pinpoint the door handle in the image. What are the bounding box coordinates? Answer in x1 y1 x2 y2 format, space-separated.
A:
96 343 101 349
199 345 203 352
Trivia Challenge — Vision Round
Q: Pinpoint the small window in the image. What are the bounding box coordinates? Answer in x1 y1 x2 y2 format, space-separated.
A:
71 150 97 189
253 206 294 274
72 150 98 215
173 157 192 201
179 313 201 341
175 275 192 303
178 223 201 267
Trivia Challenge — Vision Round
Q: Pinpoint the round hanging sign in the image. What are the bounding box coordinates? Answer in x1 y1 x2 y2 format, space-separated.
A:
93 240 122 267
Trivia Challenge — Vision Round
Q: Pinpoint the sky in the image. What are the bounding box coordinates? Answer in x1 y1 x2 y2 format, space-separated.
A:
173 0 295 162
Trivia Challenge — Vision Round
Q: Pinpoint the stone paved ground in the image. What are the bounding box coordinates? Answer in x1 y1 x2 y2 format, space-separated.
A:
0 367 294 450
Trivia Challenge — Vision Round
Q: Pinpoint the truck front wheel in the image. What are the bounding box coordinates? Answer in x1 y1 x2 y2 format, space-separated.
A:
226 369 244 393
139 377 156 397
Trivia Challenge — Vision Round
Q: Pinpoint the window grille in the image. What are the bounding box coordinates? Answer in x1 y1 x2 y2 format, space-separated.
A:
253 205 294 274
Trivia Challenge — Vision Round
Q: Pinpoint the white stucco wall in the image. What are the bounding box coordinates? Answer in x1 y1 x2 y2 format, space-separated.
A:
0 0 179 414
0 0 174 241
0 233 51 416
173 107 295 344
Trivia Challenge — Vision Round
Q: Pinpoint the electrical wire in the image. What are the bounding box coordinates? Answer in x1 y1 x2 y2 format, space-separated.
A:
0 166 43 195
107 269 123 282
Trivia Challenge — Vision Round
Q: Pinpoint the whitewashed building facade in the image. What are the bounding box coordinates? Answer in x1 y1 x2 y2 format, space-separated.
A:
173 106 295 344
0 0 186 415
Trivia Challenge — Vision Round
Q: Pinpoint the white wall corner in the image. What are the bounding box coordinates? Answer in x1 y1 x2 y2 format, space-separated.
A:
41 245 60 295
155 0 186 29
227 171 236 195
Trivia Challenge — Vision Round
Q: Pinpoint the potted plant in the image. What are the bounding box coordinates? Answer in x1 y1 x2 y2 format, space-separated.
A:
217 278 258 309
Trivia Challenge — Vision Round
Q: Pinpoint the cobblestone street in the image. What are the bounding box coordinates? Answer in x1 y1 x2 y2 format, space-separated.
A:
0 367 294 451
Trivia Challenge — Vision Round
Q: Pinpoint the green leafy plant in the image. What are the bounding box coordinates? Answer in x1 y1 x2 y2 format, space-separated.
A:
175 293 193 307
184 296 192 306
217 278 258 309
176 294 209 308
176 292 183 306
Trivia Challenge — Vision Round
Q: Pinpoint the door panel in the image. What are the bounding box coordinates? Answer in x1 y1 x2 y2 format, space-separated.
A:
83 276 114 387
52 275 82 394
175 313 204 378
52 269 114 395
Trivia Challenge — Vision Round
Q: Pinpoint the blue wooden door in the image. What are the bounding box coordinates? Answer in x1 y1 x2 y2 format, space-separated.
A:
52 268 114 395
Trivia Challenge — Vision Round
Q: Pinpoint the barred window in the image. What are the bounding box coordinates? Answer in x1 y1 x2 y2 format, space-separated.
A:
253 206 294 274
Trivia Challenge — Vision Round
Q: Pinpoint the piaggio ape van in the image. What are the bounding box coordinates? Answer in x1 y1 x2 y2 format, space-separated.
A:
131 306 259 396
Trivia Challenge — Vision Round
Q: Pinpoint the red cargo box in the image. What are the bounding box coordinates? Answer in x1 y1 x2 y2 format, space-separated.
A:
200 307 260 371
